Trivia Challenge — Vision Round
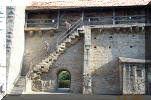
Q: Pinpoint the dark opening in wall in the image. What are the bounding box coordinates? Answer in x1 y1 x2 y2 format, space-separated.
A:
109 36 113 39
58 70 71 89
94 37 96 39
109 46 111 49
94 46 97 49
130 46 133 48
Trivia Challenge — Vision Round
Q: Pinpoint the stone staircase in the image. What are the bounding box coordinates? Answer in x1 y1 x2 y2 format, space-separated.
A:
10 76 26 94
31 30 82 79
30 18 85 80
8 17 85 94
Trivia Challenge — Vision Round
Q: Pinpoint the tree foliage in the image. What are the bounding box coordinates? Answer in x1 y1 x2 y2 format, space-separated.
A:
58 71 70 80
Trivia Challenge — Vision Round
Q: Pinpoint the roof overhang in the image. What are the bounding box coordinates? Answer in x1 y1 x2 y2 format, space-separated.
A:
26 0 151 10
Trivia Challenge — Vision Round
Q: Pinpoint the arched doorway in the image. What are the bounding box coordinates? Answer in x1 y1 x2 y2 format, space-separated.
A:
57 70 71 93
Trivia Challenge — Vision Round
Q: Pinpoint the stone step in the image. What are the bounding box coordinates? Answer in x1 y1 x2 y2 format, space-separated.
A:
33 66 41 71
10 76 25 94
60 42 66 46
6 38 12 43
38 64 46 68
42 65 50 70
48 56 53 60
74 31 79 36
55 50 61 54
40 62 48 65
7 15 15 18
57 48 64 53
6 34 13 38
56 48 62 53
35 65 42 69
58 44 66 49
42 58 49 63
41 68 49 72
77 27 84 31
32 73 40 79
69 35 75 39
77 28 85 34
11 87 24 91
6 44 11 48
52 55 58 61
51 52 57 58
65 38 72 43
7 6 16 10
36 71 42 75
15 78 25 86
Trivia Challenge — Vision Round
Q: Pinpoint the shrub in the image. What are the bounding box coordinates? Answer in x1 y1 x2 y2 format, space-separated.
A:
58 71 70 80
59 80 70 88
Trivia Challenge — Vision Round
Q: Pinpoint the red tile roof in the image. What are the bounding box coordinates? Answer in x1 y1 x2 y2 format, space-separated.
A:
26 0 151 10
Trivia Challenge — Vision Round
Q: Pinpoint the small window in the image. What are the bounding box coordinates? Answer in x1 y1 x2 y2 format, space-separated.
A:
137 70 142 77
130 66 134 76
137 65 143 77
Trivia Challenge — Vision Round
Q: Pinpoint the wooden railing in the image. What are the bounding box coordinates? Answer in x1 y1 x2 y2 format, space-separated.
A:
84 15 151 25
25 18 57 28
25 15 151 28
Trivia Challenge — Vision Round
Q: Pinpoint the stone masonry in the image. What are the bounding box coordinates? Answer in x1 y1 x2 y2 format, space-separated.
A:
21 6 151 95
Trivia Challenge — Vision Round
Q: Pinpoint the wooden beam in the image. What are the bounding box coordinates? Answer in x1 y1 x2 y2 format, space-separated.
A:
112 9 116 25
100 29 103 33
123 28 127 33
141 26 144 32
82 10 84 24
24 27 56 31
25 12 28 28
129 27 133 33
116 28 120 33
87 23 150 29
25 27 41 31
29 30 34 37
38 30 43 37
57 10 60 29
136 26 140 32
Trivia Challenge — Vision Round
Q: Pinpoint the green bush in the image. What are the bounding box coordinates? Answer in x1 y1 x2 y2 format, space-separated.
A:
59 80 70 88
58 71 70 80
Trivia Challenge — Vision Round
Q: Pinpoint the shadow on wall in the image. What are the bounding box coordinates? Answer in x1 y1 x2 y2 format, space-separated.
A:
91 57 121 95
32 37 84 93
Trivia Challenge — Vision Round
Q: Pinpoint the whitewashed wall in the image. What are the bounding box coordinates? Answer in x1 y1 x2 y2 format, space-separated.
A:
7 6 25 93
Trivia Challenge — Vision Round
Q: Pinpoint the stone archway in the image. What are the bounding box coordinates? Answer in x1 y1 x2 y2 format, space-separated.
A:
57 69 71 93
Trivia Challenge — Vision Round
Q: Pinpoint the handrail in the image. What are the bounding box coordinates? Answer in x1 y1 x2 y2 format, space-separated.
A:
57 18 82 41
47 18 82 53
26 18 57 28
25 14 151 28
84 15 146 19
84 14 151 25
57 18 82 46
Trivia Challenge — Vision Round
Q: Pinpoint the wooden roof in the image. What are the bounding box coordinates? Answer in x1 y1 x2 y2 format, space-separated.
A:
26 0 151 10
